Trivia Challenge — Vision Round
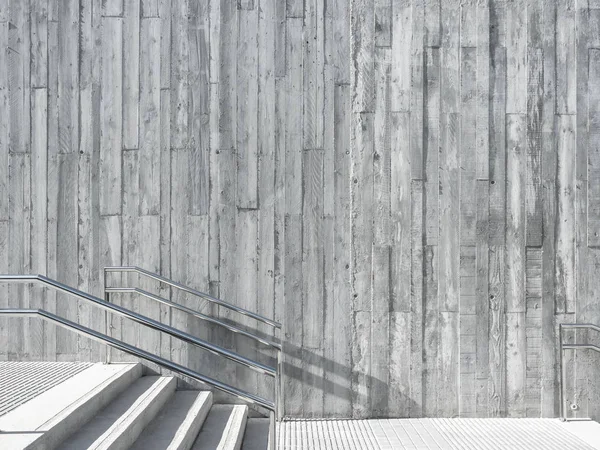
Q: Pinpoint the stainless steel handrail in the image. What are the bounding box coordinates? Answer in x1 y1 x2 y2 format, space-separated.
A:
560 323 600 333
103 267 285 421
0 308 275 412
559 323 600 421
1 275 282 448
104 266 281 329
0 275 275 377
562 344 600 351
104 287 282 351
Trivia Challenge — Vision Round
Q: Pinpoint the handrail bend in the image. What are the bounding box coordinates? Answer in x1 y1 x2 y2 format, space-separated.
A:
559 322 600 421
0 308 275 412
104 266 281 329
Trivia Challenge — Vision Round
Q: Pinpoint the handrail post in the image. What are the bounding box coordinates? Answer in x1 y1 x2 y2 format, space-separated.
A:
269 410 276 450
104 268 111 364
277 348 283 421
272 349 282 449
559 323 565 421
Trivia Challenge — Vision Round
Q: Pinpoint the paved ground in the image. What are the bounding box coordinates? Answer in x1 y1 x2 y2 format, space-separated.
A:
278 418 600 449
0 361 92 416
2 362 600 449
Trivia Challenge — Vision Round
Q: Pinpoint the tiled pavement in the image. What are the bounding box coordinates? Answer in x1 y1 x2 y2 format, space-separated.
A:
278 418 600 449
0 361 92 416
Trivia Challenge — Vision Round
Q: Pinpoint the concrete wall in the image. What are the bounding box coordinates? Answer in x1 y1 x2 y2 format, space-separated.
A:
1 0 600 419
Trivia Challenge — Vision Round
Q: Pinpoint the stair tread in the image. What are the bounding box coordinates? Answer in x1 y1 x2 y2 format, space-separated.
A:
0 363 141 450
60 375 176 450
130 390 213 450
191 405 248 450
241 419 270 450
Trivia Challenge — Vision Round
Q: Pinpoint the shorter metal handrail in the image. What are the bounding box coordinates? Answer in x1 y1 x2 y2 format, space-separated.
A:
0 308 275 412
103 267 285 421
104 286 281 351
104 266 281 329
559 323 600 421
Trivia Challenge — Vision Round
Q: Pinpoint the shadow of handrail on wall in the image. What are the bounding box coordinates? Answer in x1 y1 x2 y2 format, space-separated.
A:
90 290 420 418
102 271 421 417
186 314 419 418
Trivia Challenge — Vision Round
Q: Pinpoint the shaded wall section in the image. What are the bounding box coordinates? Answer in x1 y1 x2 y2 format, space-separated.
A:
1 0 600 419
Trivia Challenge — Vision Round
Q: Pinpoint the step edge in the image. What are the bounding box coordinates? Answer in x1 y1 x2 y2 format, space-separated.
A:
96 376 177 450
38 364 144 431
24 363 143 450
220 405 248 450
129 390 213 450
166 391 214 450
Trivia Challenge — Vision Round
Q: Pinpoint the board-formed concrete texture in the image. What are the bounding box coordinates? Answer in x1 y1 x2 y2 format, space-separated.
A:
3 0 600 421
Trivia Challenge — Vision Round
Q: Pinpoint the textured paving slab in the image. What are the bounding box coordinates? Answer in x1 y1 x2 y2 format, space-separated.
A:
0 361 93 416
278 418 600 449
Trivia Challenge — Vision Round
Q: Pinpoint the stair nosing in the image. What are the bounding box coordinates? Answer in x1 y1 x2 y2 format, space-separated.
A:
95 376 177 449
130 390 214 450
169 392 213 450
39 363 143 432
61 375 177 450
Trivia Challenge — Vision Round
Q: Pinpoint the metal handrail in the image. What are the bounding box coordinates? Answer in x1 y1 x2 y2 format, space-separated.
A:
0 308 275 412
560 323 600 333
104 286 281 351
559 323 600 421
0 275 274 377
0 275 282 448
103 267 285 421
104 266 281 329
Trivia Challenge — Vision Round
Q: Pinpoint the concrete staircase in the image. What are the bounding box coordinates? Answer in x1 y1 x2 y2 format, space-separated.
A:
0 363 270 450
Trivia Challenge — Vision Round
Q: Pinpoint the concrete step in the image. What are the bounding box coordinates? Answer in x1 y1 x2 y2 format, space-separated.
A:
59 375 176 450
0 362 142 450
241 418 270 450
191 405 248 450
130 390 213 450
